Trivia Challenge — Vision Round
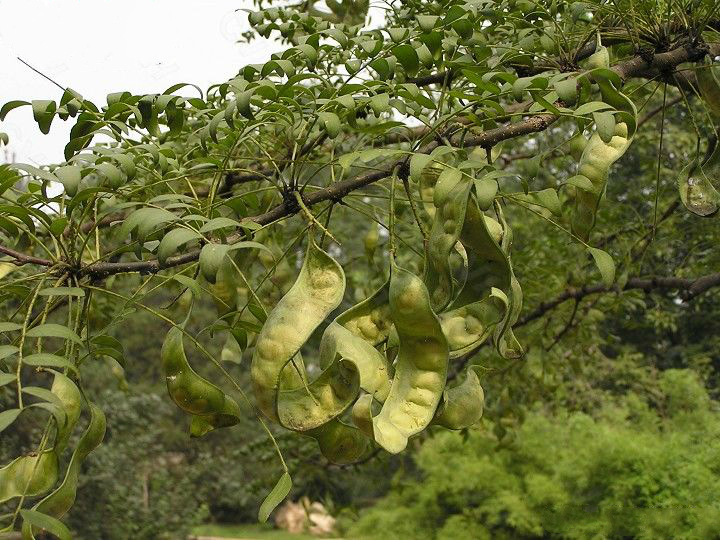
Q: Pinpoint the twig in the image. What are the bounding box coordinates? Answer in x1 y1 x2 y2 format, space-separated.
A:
0 245 55 267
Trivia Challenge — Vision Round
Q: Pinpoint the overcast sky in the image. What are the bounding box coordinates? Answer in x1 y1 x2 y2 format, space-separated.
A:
0 0 285 165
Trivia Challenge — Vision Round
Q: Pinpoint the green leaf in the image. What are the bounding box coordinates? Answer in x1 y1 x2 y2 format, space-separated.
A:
172 274 202 298
392 45 420 74
32 100 57 134
22 386 65 409
416 15 438 32
409 153 434 183
0 373 16 386
530 188 562 216
0 322 22 332
588 247 615 287
38 287 85 297
119 207 178 240
575 101 613 116
0 345 19 361
564 175 595 192
199 217 241 234
258 472 292 523
157 228 203 266
554 77 578 106
26 323 83 345
0 100 30 120
23 353 77 373
21 509 72 540
54 165 82 197
0 408 21 433
319 112 341 138
10 163 58 184
370 94 390 116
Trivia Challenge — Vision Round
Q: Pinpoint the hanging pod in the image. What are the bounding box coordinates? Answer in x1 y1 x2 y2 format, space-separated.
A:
251 238 393 435
22 402 106 540
371 262 449 454
570 70 636 240
433 367 485 430
161 319 242 437
0 371 84 504
677 140 720 217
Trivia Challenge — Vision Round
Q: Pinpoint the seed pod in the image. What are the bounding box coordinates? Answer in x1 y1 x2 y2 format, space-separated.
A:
22 403 106 539
0 450 59 504
570 121 631 239
162 323 242 436
363 224 379 260
371 263 449 453
677 154 720 217
433 368 484 429
587 36 610 70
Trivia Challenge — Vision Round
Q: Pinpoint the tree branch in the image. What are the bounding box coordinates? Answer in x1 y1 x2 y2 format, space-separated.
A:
448 271 720 378
0 245 54 267
5 42 712 278
517 272 720 328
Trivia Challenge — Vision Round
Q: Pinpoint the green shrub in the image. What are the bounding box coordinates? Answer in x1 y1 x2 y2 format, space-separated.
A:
347 370 720 539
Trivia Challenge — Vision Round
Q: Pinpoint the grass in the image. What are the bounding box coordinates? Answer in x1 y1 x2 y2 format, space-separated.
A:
191 523 321 539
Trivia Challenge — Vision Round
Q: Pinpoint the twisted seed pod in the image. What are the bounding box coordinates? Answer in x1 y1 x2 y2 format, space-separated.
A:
251 238 357 429
570 121 631 239
162 324 242 436
456 199 523 359
433 368 484 429
305 418 370 465
351 393 375 437
570 70 637 239
425 168 472 311
0 451 58 504
207 255 239 316
49 371 83 454
22 403 106 540
587 42 609 70
677 152 720 217
440 295 503 358
335 280 392 347
371 263 449 453
0 371 84 503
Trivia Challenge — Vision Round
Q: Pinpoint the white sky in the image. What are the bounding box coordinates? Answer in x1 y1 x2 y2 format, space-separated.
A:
0 0 284 165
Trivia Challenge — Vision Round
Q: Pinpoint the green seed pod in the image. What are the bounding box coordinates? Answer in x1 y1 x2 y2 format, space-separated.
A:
0 450 59 503
570 121 631 239
22 403 106 539
433 368 484 429
587 36 610 70
677 155 720 217
567 132 588 161
372 263 449 454
425 168 471 311
49 370 83 454
162 323 242 436
199 243 230 284
696 62 720 116
252 237 357 429
306 419 370 465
